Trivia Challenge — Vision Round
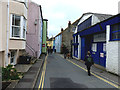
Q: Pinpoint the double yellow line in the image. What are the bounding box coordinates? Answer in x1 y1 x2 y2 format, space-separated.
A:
60 55 120 88
38 54 48 90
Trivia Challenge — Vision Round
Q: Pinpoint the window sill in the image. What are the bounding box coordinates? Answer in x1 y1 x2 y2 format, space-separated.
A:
10 37 26 41
109 40 120 42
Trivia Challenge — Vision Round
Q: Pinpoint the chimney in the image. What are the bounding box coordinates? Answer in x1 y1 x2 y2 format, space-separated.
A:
61 28 63 32
68 21 71 27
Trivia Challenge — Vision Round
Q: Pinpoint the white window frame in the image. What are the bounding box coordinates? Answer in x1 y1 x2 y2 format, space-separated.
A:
92 43 97 52
10 50 16 65
10 14 26 40
11 14 21 38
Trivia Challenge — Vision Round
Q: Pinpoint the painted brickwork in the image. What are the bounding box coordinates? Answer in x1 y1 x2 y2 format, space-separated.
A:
106 25 120 75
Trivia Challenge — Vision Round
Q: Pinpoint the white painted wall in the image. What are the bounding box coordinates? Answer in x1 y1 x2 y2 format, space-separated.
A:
55 34 62 53
106 25 120 75
92 15 100 25
118 42 120 75
78 35 81 59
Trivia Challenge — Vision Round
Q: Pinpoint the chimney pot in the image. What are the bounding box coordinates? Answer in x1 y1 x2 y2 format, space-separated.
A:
61 28 63 32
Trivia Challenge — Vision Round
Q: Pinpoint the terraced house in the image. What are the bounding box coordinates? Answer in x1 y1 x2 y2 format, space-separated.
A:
73 12 120 75
0 0 28 67
26 1 43 59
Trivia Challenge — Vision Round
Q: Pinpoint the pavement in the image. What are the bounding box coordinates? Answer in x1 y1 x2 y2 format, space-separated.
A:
5 54 46 89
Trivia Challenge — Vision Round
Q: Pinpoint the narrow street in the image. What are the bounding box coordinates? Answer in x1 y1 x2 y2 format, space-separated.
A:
35 53 119 89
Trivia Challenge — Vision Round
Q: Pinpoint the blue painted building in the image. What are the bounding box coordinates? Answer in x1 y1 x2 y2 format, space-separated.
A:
55 33 62 53
73 13 120 75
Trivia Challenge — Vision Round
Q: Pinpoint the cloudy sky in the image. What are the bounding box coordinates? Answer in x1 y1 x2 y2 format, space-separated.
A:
32 0 120 38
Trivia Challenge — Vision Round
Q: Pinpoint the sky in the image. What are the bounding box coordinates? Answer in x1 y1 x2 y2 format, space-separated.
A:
32 0 120 38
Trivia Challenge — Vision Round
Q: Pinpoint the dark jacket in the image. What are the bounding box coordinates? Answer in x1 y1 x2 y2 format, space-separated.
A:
85 55 94 67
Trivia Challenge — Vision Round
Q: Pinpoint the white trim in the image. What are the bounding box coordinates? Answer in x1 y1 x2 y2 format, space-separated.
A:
78 35 81 59
20 16 23 38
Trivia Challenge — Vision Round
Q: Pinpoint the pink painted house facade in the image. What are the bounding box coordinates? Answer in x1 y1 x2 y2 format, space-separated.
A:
26 1 43 59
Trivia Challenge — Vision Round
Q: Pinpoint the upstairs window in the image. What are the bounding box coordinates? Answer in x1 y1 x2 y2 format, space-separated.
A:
111 23 120 41
12 15 21 37
10 14 27 39
76 35 78 43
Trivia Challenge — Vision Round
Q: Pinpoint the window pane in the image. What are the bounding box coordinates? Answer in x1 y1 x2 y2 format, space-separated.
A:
12 15 15 25
118 32 120 39
12 27 20 37
23 29 25 38
112 32 120 39
112 24 119 31
15 15 20 26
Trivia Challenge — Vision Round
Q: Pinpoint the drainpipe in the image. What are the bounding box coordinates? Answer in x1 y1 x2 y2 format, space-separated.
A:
6 0 9 66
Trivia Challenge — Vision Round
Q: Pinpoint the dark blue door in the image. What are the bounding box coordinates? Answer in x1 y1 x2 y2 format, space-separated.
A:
99 43 106 67
81 37 85 60
91 42 106 67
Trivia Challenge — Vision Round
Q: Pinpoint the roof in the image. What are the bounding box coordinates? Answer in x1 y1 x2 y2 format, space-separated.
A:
73 13 120 36
55 12 113 38
77 12 113 24
92 13 113 22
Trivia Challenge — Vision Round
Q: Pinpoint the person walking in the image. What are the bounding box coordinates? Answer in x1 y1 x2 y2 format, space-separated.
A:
85 51 94 76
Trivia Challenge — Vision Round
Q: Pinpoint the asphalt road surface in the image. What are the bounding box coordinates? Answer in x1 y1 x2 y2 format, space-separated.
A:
35 53 119 89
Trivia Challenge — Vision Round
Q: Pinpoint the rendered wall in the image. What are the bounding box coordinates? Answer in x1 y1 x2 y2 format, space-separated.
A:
26 1 42 58
55 35 62 53
0 1 2 51
1 0 28 66
106 25 120 75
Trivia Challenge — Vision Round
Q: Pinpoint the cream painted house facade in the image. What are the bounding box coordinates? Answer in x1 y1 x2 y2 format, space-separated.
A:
0 0 28 67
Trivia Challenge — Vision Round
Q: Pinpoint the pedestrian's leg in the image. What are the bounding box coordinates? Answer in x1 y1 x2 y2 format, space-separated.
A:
88 66 91 76
87 66 90 76
64 54 66 59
